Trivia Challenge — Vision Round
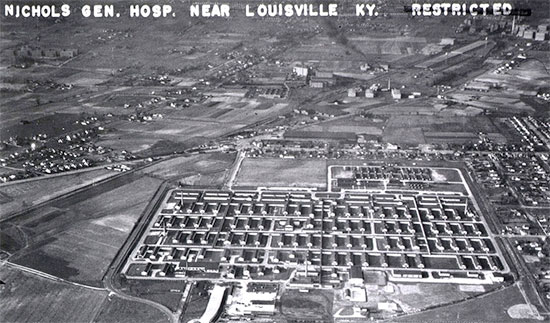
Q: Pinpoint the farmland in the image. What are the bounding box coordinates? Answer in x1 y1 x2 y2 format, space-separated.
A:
297 115 386 136
89 93 291 157
0 265 107 323
5 175 163 285
0 168 118 219
234 158 327 188
381 115 501 145
0 264 173 323
93 295 171 323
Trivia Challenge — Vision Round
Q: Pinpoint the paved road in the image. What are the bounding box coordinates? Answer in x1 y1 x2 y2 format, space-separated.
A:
224 150 245 189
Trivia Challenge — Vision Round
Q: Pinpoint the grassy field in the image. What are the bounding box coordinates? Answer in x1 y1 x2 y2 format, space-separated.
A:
0 223 26 254
110 118 243 142
0 265 107 323
93 295 171 323
392 285 539 323
390 283 471 312
281 289 334 321
234 158 327 188
1 113 85 140
1 265 173 323
95 96 288 156
383 127 426 145
8 175 163 285
381 115 498 145
140 152 236 187
0 168 117 219
431 168 462 183
297 115 386 136
121 279 186 312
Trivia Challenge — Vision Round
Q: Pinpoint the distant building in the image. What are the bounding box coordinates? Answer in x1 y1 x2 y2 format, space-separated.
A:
344 287 367 302
440 38 455 46
386 143 399 150
364 89 375 98
60 49 78 58
13 45 78 59
348 87 361 97
182 261 220 273
522 30 535 39
293 66 309 77
391 89 401 99
465 81 490 92
348 266 364 286
535 32 547 41
310 80 324 88
309 77 334 88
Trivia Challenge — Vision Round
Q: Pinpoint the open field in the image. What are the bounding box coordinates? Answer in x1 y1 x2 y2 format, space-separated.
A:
390 283 471 312
1 264 172 323
281 289 334 321
392 285 540 323
6 175 163 285
1 113 86 139
0 265 107 323
297 115 386 136
386 115 497 133
97 132 164 154
120 279 186 312
0 223 26 253
0 168 118 219
109 118 243 142
139 152 236 186
349 36 429 55
93 97 289 156
234 158 327 188
93 295 171 323
381 115 499 145
431 168 462 183
383 127 426 145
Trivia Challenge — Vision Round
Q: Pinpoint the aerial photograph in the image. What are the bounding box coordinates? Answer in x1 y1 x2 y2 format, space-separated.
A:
0 0 549 322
